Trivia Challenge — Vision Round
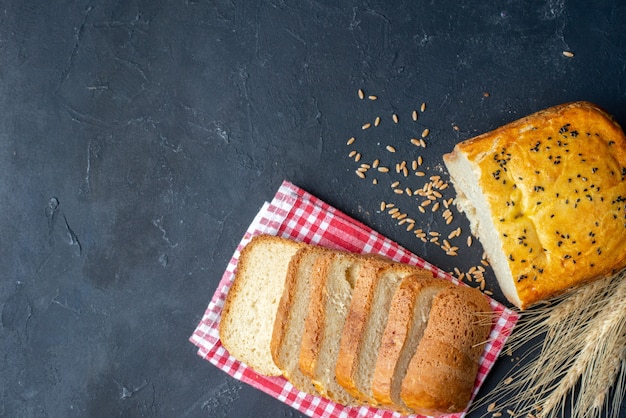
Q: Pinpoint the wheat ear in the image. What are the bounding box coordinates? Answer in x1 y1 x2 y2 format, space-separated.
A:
540 274 626 418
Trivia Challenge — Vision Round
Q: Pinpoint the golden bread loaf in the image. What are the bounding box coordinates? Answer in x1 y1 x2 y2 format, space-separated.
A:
444 101 626 309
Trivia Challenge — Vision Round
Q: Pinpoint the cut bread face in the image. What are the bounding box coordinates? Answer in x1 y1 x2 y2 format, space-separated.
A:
371 275 453 413
219 235 305 376
271 246 330 395
444 101 626 309
444 150 521 308
300 251 364 406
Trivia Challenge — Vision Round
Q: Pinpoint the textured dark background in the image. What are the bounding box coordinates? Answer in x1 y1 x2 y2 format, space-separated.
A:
1 1 625 417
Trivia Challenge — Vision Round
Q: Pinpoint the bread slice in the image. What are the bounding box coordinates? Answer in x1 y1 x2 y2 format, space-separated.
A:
299 251 364 406
443 101 626 309
299 252 334 380
370 275 454 413
271 245 330 394
335 262 433 406
219 234 305 376
400 285 492 415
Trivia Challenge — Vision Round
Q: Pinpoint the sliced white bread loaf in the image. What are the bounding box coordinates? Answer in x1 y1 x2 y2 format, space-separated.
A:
299 251 364 406
271 245 330 395
222 235 494 415
371 275 454 413
219 235 305 376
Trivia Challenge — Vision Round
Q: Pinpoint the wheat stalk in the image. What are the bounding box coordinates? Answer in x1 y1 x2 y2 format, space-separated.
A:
473 270 626 418
540 287 624 418
590 343 625 417
577 277 626 418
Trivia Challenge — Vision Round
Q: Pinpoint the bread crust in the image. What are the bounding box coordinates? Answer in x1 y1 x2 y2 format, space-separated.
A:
444 101 626 308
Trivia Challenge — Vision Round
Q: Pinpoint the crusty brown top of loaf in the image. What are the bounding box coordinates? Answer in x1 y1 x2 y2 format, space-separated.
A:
450 101 626 308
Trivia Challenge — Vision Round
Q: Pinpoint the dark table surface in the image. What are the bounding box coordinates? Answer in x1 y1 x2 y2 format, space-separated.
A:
2 1 625 417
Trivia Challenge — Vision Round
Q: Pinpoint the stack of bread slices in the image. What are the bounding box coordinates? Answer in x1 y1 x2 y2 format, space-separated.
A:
219 235 493 416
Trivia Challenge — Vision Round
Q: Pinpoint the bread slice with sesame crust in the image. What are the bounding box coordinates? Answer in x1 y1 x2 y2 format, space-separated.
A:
219 235 306 376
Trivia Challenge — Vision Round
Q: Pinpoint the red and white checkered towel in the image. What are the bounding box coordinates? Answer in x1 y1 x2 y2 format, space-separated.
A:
190 180 518 418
